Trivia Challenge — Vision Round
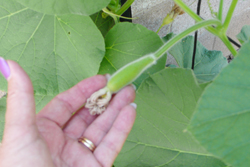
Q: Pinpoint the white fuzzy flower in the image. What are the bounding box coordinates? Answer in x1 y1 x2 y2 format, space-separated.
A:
85 87 112 115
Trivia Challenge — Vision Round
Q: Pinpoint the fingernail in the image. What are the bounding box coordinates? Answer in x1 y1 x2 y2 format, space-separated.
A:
0 57 10 80
130 103 137 109
104 73 111 81
130 84 136 90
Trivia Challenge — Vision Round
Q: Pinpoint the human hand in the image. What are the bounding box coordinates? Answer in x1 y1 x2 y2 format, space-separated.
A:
0 58 136 167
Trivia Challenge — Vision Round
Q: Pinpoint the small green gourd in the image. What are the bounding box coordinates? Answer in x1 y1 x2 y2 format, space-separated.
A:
85 54 157 115
107 54 156 93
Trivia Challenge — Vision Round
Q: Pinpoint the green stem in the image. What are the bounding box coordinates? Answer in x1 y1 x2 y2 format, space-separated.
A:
116 0 135 15
154 19 221 59
173 0 219 36
217 0 223 21
156 25 164 33
219 34 238 56
173 0 238 56
102 8 119 24
223 0 238 31
174 0 202 22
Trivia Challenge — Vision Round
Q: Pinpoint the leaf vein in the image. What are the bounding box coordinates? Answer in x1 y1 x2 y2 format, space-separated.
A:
17 14 45 62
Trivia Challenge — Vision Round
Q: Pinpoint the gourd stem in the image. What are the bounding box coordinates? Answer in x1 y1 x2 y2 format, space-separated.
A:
116 0 135 15
218 0 223 21
219 34 238 56
154 19 221 59
223 0 238 31
156 25 164 33
173 0 218 35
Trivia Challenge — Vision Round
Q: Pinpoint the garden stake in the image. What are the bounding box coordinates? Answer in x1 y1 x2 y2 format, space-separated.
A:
192 0 202 70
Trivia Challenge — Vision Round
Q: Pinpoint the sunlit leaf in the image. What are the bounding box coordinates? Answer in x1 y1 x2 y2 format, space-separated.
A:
16 0 111 15
0 0 105 140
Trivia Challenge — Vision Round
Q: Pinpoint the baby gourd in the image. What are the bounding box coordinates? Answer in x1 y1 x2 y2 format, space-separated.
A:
86 54 157 115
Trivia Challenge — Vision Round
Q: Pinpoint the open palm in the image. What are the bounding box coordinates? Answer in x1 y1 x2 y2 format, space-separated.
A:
0 61 136 167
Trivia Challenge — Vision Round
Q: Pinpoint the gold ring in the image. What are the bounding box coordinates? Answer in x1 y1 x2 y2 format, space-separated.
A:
78 137 96 152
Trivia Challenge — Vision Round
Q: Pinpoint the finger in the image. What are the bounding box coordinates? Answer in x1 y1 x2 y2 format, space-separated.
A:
2 60 36 129
37 75 107 127
94 104 136 167
63 107 97 139
61 140 101 167
81 86 135 146
0 58 35 137
64 86 135 139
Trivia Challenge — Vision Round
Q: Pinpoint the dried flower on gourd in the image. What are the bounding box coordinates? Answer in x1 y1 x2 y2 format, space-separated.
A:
85 87 112 115
86 54 156 115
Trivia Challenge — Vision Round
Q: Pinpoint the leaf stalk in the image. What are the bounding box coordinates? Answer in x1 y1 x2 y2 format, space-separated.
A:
219 34 238 56
154 19 222 59
173 0 218 35
173 0 239 56
223 0 238 31
116 0 135 15
217 0 223 21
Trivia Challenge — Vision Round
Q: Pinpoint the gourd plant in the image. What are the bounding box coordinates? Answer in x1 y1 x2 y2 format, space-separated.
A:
0 0 250 166
86 0 236 114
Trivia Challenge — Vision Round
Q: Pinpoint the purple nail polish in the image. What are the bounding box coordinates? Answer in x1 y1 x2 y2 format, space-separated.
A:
0 57 10 79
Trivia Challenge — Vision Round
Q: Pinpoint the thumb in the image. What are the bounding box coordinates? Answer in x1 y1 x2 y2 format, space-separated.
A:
0 58 36 135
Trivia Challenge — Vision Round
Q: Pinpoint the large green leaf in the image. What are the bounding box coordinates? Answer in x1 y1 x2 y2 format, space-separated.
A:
99 22 167 87
0 97 6 141
168 36 228 83
16 0 111 16
90 11 115 37
0 0 105 138
189 40 250 167
115 68 226 167
236 25 250 44
0 0 105 97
